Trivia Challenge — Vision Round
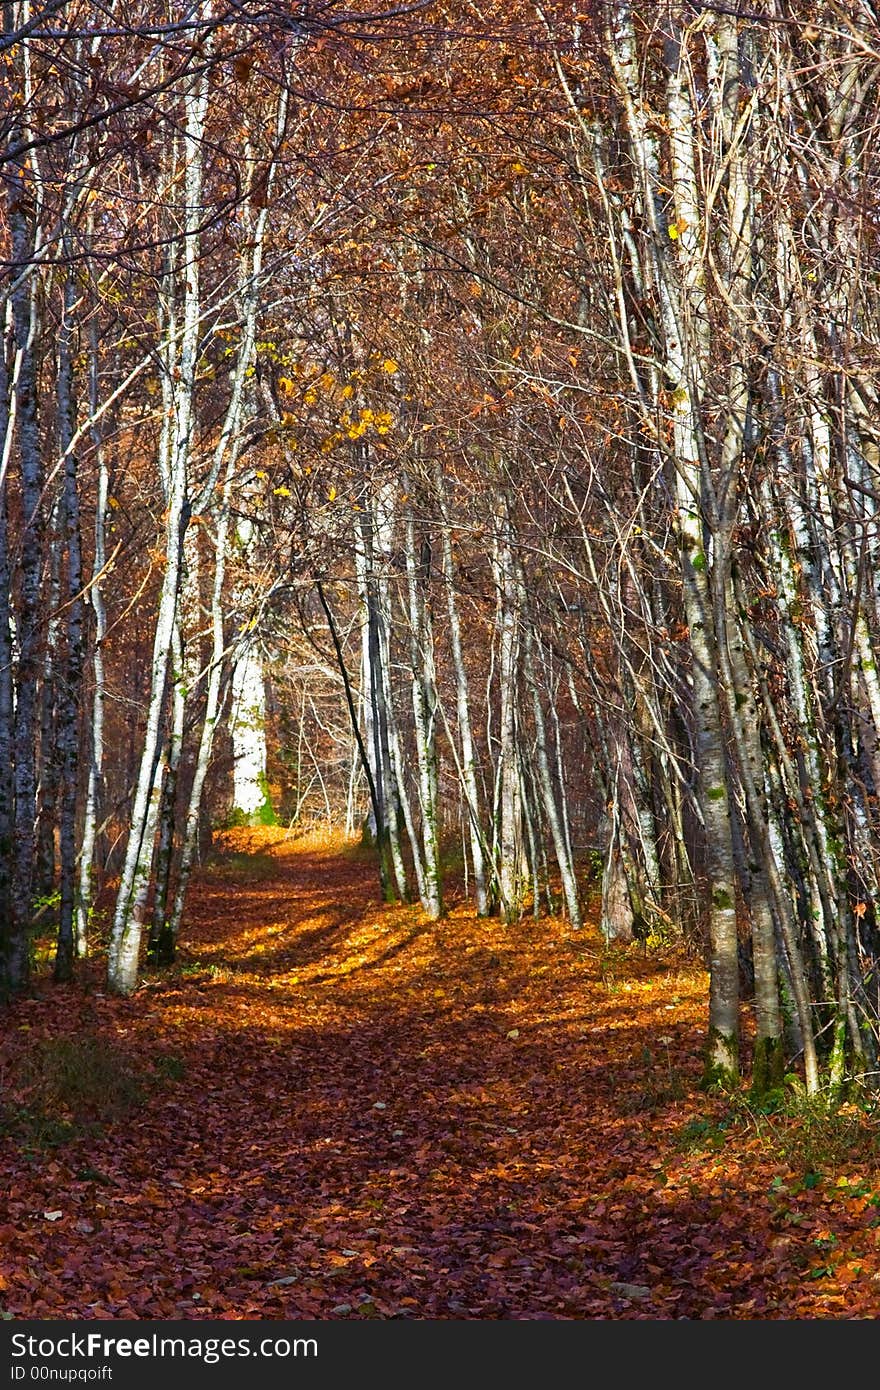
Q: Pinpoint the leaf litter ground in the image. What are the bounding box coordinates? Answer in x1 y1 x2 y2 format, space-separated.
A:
3 828 880 1319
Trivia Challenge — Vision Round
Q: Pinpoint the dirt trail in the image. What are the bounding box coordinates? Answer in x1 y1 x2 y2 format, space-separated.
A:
2 829 879 1318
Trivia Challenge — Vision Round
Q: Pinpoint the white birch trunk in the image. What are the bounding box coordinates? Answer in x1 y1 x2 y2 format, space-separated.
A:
404 502 442 918
76 309 108 959
230 636 270 821
519 576 582 929
494 522 524 924
167 115 285 938
437 466 489 913
607 0 741 1078
109 34 210 993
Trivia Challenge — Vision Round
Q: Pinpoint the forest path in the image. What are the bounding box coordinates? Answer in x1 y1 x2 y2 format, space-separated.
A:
3 828 880 1319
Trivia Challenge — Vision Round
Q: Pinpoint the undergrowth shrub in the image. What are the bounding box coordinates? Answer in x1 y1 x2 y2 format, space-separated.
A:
19 1035 145 1118
0 1035 185 1153
769 1096 880 1174
675 1075 880 1174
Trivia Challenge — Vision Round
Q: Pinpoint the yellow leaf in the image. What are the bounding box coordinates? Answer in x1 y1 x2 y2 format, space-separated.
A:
382 359 398 374
667 223 679 240
328 485 337 502
273 485 291 497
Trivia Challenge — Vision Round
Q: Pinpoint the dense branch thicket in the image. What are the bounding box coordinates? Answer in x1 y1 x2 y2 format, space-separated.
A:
2 0 880 1097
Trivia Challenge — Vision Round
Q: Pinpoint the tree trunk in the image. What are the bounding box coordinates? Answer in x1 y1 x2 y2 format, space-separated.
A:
108 49 208 994
404 500 443 919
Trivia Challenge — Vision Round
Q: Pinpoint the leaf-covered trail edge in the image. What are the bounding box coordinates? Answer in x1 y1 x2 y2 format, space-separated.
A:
3 829 880 1320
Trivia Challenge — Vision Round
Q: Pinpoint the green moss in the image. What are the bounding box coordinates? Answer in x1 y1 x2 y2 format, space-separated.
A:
701 1026 739 1092
256 772 277 826
224 773 277 829
750 1035 785 1100
711 887 733 911
223 798 276 829
700 1059 739 1092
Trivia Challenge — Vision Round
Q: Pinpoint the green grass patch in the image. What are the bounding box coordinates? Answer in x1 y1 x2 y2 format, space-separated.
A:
675 1114 732 1151
0 1035 186 1156
768 1096 880 1174
205 851 276 881
686 1080 880 1177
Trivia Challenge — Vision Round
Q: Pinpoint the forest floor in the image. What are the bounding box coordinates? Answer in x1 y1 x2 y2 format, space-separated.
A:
3 827 880 1320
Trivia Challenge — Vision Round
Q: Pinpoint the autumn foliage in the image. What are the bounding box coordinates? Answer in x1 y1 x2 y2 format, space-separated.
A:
4 0 880 1324
3 831 880 1319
